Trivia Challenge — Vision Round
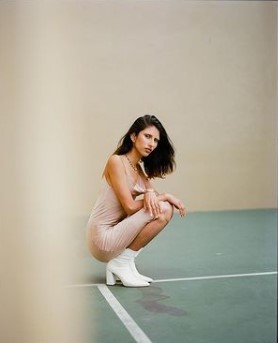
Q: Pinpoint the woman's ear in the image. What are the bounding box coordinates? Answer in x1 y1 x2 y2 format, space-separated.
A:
130 133 136 143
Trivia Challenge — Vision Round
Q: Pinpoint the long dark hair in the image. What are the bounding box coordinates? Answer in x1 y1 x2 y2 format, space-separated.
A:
114 115 175 178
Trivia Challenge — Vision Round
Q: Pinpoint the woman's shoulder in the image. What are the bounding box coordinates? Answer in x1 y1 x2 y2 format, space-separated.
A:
104 154 127 183
107 154 122 164
106 154 124 171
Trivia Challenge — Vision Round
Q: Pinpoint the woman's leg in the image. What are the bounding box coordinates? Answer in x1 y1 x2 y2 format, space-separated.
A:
106 201 174 287
122 201 173 283
90 201 173 260
128 201 174 251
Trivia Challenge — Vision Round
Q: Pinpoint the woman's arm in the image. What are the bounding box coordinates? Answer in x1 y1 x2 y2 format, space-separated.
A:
106 156 185 217
141 175 162 217
160 193 186 217
143 176 185 216
141 171 185 217
105 155 144 215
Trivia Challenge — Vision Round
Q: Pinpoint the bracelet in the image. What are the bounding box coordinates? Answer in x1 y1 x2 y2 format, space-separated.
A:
145 188 155 193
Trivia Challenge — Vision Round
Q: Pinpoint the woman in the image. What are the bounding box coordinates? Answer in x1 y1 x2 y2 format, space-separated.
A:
86 115 186 287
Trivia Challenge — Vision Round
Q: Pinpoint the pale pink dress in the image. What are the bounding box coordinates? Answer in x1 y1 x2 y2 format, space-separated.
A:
86 167 155 262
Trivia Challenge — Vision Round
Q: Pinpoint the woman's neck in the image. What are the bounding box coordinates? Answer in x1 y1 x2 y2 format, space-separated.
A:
126 150 141 164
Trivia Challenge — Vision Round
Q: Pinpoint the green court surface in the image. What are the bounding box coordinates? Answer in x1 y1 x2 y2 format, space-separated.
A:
68 209 277 343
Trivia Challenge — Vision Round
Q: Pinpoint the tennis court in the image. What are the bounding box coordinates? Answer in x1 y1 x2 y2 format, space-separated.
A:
67 209 277 343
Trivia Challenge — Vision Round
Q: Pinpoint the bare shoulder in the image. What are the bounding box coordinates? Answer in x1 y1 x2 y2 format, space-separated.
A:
106 154 123 172
107 154 122 165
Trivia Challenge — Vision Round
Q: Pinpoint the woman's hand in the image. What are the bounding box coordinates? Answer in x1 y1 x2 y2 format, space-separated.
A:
166 194 186 217
143 189 161 218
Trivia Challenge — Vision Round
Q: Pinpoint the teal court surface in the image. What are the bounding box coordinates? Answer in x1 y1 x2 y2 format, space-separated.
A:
67 209 277 343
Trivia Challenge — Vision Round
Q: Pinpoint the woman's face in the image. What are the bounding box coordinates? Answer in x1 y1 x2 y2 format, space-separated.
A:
132 125 160 157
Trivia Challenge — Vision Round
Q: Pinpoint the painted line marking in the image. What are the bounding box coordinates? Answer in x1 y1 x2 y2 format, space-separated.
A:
65 271 277 288
153 271 278 283
97 284 152 343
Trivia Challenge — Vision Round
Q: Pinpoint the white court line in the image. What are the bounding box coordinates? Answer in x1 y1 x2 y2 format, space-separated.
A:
97 284 152 343
65 271 277 288
153 271 278 284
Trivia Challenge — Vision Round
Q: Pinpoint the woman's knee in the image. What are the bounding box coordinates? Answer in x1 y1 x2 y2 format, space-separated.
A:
158 201 174 223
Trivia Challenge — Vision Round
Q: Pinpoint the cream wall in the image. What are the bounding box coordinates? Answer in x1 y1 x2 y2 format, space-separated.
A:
0 1 277 342
52 0 276 213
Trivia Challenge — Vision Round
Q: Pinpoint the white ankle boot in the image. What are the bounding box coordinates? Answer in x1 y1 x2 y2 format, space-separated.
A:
106 249 150 287
130 249 153 283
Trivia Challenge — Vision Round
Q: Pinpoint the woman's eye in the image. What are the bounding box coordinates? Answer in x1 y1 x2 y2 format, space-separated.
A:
145 134 151 138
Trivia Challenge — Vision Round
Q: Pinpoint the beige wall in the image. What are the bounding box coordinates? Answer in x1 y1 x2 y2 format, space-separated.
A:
49 0 276 213
0 1 277 342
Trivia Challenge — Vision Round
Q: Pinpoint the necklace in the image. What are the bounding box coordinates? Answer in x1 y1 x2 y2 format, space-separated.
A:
125 154 139 173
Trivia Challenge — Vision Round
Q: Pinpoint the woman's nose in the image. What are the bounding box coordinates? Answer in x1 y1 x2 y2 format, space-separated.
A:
149 140 155 147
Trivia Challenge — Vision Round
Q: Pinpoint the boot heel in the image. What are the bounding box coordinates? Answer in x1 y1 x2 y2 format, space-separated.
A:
106 269 116 285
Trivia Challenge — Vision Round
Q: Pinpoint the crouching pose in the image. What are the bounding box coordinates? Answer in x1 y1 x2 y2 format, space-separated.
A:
86 114 186 287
